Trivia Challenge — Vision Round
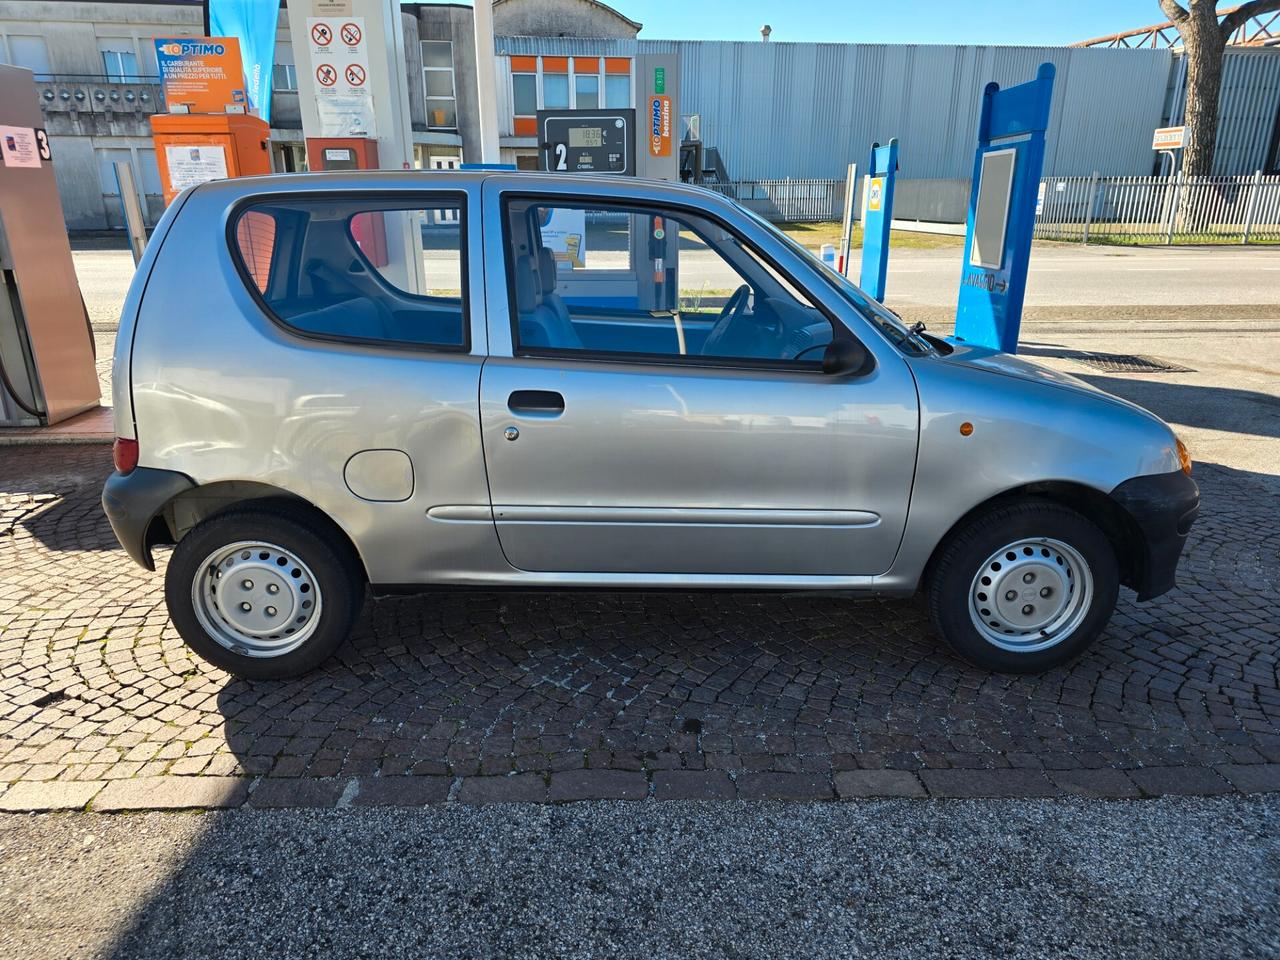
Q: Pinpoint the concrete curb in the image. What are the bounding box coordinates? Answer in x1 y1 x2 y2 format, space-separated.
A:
1 764 1277 813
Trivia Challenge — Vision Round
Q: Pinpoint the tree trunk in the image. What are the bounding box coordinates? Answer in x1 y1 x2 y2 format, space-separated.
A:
1179 4 1225 178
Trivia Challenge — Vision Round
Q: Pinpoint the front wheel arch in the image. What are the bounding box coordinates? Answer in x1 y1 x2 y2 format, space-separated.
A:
922 480 1143 594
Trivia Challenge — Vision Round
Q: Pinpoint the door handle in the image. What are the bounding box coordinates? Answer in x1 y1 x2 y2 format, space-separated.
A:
508 390 565 415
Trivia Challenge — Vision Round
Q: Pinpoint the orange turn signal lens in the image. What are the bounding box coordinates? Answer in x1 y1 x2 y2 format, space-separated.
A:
1176 437 1192 475
959 421 974 436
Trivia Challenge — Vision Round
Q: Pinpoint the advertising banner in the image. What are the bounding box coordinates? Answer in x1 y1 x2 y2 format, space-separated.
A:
648 95 672 157
306 15 376 137
154 37 247 113
538 206 587 269
209 0 281 123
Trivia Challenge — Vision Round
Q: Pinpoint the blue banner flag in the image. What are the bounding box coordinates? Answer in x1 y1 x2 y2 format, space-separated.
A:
208 0 281 123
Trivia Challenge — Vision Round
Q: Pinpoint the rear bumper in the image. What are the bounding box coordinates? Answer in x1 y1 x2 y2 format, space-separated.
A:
1110 469 1200 601
101 467 195 570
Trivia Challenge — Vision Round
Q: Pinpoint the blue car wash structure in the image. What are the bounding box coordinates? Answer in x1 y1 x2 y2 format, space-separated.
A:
858 138 899 303
952 63 1056 355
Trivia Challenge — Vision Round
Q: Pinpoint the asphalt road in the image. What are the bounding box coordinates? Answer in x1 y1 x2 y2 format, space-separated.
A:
2 796 1278 960
73 242 1280 329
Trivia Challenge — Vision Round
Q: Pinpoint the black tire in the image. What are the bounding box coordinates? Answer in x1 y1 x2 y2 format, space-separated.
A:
164 503 365 680
926 500 1119 673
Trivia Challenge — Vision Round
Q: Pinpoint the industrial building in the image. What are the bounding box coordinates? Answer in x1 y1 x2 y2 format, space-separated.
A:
0 0 1277 230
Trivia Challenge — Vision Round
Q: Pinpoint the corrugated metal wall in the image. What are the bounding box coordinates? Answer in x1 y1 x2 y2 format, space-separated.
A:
497 36 1175 180
1164 48 1280 175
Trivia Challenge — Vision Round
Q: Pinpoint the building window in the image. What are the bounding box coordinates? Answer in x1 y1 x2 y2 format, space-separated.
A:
422 39 457 130
5 35 52 77
511 55 538 136
272 63 297 91
543 56 569 109
100 43 139 81
572 57 599 109
604 57 631 107
574 74 599 109
605 74 629 108
512 72 537 116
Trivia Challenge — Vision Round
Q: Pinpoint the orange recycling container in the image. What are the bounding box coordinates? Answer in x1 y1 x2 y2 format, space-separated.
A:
151 113 271 205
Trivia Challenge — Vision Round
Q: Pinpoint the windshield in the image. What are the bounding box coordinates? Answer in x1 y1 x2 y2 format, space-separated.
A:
738 204 932 356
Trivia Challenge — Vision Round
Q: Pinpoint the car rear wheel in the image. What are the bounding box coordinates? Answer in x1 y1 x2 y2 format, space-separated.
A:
164 505 364 680
926 501 1119 673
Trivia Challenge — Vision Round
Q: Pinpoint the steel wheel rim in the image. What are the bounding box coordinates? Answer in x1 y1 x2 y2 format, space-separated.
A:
967 537 1093 653
191 540 322 659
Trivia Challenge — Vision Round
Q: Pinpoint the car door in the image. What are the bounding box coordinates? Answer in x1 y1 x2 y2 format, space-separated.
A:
477 181 919 578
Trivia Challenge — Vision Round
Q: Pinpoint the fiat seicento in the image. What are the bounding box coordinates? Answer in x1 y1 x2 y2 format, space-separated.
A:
102 171 1198 679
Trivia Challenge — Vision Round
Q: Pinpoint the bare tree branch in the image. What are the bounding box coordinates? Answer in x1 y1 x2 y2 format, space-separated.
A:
1218 0 1280 40
1158 0 1190 22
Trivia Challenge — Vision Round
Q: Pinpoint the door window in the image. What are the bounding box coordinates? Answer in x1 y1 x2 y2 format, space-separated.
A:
502 198 836 365
230 195 467 349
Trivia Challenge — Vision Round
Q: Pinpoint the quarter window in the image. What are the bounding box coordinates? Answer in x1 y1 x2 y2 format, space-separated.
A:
231 196 467 349
503 198 835 365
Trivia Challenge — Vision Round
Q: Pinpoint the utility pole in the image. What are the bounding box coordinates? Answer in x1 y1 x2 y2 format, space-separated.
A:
472 0 500 163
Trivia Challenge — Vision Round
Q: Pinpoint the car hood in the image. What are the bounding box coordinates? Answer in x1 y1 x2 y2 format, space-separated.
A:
933 339 1160 418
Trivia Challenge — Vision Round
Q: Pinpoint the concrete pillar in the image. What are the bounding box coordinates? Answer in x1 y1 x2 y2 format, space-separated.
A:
286 0 414 170
472 0 500 163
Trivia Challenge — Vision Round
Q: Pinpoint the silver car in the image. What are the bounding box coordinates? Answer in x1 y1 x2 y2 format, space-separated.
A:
102 171 1198 679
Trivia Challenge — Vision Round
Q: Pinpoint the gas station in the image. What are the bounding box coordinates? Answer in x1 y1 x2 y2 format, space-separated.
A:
3 4 1280 929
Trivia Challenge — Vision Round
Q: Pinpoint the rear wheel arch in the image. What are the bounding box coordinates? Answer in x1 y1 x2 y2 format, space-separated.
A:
144 481 369 584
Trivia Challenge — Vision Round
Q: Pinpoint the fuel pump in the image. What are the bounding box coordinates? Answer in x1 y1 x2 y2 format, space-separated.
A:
643 213 683 353
0 64 99 428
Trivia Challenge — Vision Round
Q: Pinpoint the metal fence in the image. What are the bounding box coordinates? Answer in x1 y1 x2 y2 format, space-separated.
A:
1034 172 1280 244
701 179 844 223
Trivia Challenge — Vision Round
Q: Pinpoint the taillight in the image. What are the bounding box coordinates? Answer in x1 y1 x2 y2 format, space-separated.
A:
113 437 139 475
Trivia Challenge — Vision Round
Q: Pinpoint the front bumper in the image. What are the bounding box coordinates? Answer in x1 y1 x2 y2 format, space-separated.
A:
101 467 195 570
1110 469 1200 601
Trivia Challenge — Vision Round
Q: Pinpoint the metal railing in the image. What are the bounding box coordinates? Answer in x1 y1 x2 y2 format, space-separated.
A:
700 178 844 223
1035 172 1280 245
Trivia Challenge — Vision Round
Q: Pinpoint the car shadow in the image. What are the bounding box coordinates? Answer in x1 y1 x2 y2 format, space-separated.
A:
204 459 1279 789
1017 342 1280 440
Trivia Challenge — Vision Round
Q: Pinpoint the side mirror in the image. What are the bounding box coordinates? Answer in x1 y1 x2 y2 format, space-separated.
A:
822 338 869 376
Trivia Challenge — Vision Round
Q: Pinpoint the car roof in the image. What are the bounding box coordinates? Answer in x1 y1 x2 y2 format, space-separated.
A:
190 168 732 204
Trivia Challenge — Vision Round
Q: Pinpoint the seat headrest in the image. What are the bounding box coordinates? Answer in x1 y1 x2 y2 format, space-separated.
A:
537 247 558 296
514 253 538 313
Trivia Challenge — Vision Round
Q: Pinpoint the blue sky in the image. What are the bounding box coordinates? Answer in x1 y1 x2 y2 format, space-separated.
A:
453 0 1180 46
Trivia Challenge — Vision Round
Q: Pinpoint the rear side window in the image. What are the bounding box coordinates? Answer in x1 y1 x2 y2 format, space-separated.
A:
230 195 467 349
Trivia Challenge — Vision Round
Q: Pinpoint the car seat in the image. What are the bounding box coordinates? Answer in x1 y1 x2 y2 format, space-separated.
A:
536 247 581 348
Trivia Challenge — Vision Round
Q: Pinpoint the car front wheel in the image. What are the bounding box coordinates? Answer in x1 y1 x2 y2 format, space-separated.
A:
164 505 365 680
926 501 1120 673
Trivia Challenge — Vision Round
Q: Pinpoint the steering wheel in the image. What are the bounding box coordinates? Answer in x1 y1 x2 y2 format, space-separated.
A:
700 284 752 356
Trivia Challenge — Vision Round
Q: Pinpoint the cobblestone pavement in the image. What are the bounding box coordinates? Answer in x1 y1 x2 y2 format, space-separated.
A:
0 443 1277 808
